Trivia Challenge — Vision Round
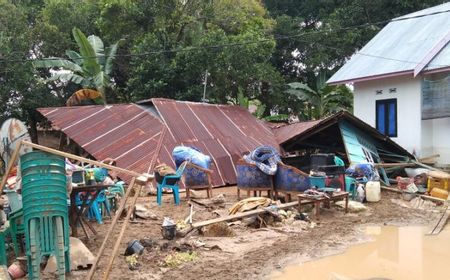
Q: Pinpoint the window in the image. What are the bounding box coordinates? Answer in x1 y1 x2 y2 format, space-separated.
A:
376 98 397 137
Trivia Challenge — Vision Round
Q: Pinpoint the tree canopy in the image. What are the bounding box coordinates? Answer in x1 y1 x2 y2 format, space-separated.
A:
0 0 445 133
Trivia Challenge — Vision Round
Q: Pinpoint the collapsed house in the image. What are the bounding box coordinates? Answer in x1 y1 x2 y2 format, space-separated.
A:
273 111 414 186
38 99 413 186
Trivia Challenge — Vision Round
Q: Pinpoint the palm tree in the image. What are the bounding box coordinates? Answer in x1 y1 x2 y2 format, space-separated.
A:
286 72 353 120
34 27 121 104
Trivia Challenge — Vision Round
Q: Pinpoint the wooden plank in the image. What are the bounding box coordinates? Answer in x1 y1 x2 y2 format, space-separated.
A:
191 201 299 228
381 186 445 203
374 162 416 168
428 205 450 235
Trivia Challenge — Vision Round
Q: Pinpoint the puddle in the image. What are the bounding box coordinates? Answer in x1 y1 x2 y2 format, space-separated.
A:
271 225 450 280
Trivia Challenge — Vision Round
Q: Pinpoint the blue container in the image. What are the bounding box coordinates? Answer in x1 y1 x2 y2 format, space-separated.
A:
309 176 326 188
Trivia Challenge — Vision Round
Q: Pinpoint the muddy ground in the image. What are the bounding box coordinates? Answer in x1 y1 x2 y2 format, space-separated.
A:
62 186 441 280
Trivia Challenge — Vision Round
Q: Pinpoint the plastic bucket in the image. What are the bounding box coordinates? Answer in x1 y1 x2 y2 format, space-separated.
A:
161 225 177 240
124 239 145 256
8 261 26 279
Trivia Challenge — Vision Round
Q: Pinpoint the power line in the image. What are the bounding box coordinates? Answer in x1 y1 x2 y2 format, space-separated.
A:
0 7 449 65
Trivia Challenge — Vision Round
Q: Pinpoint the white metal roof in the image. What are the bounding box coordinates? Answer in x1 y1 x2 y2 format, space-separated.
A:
328 2 450 84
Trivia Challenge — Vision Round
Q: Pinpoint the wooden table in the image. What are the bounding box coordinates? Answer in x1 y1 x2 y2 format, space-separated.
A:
69 184 111 239
297 191 349 219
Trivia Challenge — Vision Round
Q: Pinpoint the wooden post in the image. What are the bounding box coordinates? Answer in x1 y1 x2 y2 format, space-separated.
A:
86 177 136 280
0 141 23 190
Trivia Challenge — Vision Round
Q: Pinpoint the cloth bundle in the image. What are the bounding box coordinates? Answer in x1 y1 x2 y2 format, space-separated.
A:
243 145 280 175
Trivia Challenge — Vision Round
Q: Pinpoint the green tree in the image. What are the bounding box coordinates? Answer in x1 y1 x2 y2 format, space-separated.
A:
34 28 121 104
126 0 283 115
286 72 353 120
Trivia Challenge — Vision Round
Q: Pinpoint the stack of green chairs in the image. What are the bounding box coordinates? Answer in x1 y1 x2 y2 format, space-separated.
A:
20 151 70 280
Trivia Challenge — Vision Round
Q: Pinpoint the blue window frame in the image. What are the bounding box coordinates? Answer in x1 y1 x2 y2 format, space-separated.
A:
376 99 397 137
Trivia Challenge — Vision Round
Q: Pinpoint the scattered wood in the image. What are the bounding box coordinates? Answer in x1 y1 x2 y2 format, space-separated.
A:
381 186 445 203
428 203 450 235
419 154 440 165
374 162 416 168
191 201 298 229
86 178 137 280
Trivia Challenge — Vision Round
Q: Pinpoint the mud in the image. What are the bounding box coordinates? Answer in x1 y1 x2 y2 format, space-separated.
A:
55 187 442 280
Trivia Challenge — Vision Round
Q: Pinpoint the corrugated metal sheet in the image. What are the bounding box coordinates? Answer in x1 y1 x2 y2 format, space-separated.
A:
152 98 279 186
38 104 165 183
328 2 450 84
274 120 321 144
38 99 278 187
274 111 413 159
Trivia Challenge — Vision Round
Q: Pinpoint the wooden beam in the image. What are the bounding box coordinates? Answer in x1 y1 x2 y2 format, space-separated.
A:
21 141 149 179
374 162 416 168
191 201 299 229
381 186 445 203
428 204 450 235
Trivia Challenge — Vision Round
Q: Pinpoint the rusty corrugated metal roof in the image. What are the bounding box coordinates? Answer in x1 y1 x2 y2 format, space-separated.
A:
38 99 278 186
274 119 321 144
151 98 279 186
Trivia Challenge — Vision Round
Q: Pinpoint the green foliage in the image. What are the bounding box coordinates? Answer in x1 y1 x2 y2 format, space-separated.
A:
287 72 353 119
34 28 121 103
0 0 446 134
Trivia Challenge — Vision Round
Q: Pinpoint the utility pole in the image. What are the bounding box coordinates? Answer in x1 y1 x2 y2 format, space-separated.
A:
202 69 209 103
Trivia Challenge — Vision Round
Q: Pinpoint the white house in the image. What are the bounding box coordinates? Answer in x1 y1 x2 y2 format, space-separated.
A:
328 3 450 165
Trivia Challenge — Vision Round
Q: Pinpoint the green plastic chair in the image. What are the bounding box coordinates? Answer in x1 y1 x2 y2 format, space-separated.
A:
0 221 15 265
20 151 70 280
7 209 23 256
106 182 125 212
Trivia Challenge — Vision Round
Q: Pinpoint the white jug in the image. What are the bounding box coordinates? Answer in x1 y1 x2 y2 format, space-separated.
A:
366 181 381 202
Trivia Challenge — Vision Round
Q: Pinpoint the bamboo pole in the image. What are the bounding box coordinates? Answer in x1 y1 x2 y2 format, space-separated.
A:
101 126 167 279
0 141 23 190
86 177 136 280
102 184 143 280
21 141 149 178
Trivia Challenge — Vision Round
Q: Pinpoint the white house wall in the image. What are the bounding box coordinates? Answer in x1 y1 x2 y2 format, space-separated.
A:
353 76 422 157
430 117 450 164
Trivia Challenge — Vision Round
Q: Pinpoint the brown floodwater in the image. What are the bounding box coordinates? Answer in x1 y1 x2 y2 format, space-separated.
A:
271 225 450 280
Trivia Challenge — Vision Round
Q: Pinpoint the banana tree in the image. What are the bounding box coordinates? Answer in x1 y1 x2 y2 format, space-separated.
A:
286 72 353 120
34 27 121 104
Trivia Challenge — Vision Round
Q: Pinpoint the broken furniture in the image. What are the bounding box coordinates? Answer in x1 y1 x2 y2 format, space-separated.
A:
156 161 188 206
70 184 109 238
183 162 213 200
274 162 310 202
236 158 274 200
297 191 349 219
20 151 70 280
